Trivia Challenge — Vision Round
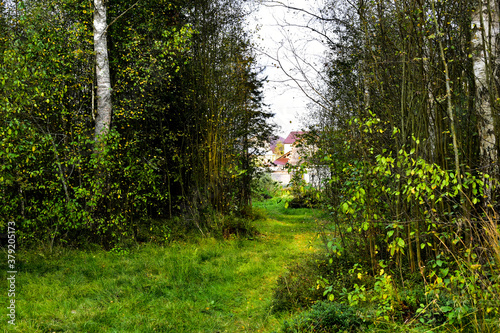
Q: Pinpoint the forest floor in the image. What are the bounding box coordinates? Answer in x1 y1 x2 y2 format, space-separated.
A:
3 197 328 332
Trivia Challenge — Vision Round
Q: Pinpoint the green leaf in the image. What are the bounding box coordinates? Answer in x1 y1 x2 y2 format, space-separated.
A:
397 238 405 247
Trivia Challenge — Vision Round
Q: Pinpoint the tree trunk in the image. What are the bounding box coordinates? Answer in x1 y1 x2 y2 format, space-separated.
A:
473 0 499 203
94 0 112 141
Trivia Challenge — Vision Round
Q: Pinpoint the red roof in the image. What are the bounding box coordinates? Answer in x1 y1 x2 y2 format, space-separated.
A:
274 158 289 166
283 131 305 144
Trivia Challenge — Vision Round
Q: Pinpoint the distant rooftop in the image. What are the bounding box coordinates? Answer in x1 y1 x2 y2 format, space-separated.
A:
283 131 305 144
273 157 289 166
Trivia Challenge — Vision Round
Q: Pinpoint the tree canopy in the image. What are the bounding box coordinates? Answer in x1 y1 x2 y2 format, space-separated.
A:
0 0 273 246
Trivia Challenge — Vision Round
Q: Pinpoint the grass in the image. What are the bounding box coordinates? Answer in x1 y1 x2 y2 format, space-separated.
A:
1 197 328 332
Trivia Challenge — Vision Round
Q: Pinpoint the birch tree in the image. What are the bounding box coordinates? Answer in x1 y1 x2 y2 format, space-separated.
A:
93 0 112 141
472 0 499 201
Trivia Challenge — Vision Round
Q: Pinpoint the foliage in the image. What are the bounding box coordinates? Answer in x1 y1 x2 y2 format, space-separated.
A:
272 255 327 312
0 198 324 332
210 213 259 239
284 164 321 209
252 172 281 200
303 112 500 330
295 0 500 328
286 188 321 209
277 301 368 333
0 0 274 246
274 140 285 155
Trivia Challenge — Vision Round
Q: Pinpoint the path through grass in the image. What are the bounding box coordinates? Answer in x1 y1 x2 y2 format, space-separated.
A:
1 198 327 332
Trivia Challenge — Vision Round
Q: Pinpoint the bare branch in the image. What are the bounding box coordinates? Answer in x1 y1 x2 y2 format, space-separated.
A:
260 0 348 25
103 0 140 34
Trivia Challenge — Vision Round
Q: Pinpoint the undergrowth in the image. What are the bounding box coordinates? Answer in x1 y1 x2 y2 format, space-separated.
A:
276 301 368 333
0 195 325 332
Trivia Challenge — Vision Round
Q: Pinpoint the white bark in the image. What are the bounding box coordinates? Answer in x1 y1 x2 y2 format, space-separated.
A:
94 0 112 140
472 0 499 178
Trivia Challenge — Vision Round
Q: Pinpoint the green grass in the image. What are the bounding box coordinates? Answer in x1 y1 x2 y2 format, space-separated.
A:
1 197 328 332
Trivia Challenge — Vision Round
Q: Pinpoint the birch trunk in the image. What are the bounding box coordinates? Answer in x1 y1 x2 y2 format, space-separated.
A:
472 0 499 196
94 0 112 141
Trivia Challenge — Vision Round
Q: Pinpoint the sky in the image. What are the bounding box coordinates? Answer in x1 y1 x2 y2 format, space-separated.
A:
248 0 327 137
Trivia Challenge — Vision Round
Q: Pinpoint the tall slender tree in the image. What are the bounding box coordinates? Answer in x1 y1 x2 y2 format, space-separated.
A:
472 0 499 202
93 0 112 142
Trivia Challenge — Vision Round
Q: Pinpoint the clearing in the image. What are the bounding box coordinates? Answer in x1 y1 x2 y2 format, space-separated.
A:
2 198 327 332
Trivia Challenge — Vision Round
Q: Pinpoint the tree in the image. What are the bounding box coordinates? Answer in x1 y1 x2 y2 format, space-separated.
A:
0 0 275 245
472 0 499 203
93 0 112 142
274 140 284 155
268 0 498 273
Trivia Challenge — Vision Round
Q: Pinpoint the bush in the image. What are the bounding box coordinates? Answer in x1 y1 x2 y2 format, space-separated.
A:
278 301 368 333
287 189 320 208
252 172 281 200
286 170 321 208
133 217 172 244
272 256 329 312
219 215 258 239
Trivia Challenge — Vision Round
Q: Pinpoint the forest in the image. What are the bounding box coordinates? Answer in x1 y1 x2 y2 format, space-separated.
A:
1 0 500 332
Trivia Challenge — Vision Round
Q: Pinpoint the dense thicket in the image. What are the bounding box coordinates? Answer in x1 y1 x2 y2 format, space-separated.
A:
307 0 499 268
294 0 500 328
0 0 273 246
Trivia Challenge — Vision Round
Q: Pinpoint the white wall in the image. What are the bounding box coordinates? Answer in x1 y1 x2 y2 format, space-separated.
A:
270 171 291 186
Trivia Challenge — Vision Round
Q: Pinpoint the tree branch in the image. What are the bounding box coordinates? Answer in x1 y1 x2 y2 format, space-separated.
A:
103 0 140 35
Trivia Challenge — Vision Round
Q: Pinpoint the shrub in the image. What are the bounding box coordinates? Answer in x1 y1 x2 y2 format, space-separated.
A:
133 217 172 244
285 168 321 208
278 301 368 333
252 172 281 200
272 256 329 312
287 189 321 208
219 215 258 239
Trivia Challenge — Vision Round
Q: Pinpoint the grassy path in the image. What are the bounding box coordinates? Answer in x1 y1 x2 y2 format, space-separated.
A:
2 198 327 332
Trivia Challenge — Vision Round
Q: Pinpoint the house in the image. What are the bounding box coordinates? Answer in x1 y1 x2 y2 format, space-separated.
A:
269 151 291 171
283 131 305 154
254 130 328 187
254 136 285 167
267 131 307 185
268 130 329 188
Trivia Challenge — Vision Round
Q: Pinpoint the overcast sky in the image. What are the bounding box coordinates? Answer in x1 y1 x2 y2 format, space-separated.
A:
248 0 327 137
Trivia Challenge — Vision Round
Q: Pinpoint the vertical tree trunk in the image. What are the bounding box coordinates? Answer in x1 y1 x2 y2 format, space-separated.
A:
431 0 462 197
94 0 112 141
472 0 499 202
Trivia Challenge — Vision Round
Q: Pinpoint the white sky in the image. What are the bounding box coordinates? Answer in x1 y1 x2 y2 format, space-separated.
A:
248 0 327 137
